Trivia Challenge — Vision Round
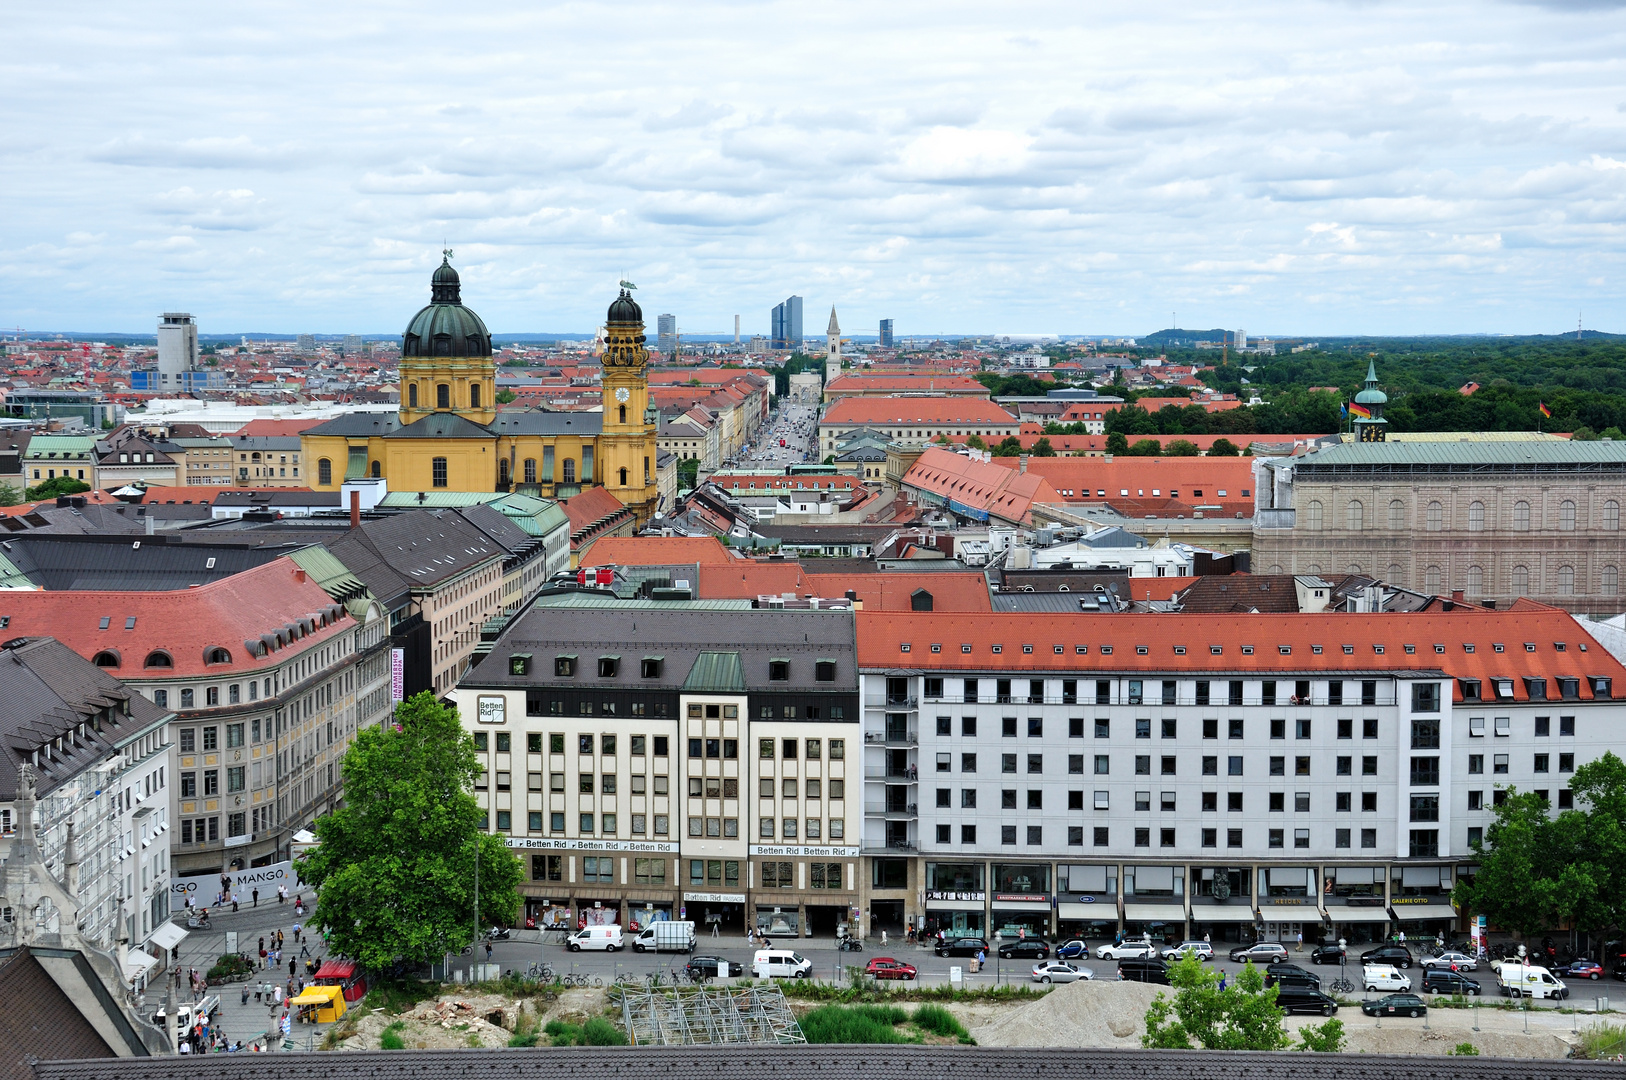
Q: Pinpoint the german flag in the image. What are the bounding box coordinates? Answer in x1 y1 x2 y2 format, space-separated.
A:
1540 402 1553 419
1348 401 1372 420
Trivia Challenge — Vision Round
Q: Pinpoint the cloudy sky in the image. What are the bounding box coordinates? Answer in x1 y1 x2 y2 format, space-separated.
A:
5 1 1626 337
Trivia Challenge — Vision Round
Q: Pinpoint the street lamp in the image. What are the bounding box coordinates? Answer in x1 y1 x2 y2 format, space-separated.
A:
1338 936 1347 993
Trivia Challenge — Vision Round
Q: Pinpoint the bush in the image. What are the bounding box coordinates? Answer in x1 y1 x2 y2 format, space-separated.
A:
1577 1022 1626 1060
800 1004 913 1044
206 953 255 982
780 981 1044 1005
912 1004 971 1041
581 1018 626 1046
1449 1043 1480 1056
379 1021 407 1050
1296 1018 1345 1052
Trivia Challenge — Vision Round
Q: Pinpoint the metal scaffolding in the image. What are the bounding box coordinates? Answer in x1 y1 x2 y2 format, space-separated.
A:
616 984 807 1045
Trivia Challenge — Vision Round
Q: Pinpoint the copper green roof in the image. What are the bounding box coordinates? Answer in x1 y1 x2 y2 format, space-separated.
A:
683 651 746 693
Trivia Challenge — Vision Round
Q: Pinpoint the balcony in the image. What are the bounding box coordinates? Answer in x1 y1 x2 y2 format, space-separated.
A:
867 696 918 711
863 768 917 782
864 730 918 748
862 839 918 854
865 802 919 821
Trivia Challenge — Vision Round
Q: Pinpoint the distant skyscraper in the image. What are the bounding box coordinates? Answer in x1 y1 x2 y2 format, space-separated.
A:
657 313 676 353
734 315 740 344
825 307 842 383
771 295 803 350
297 333 316 352
343 334 363 355
878 318 894 349
157 313 198 388
1235 328 1246 350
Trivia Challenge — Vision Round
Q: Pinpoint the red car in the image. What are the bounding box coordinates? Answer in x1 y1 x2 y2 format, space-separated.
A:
865 957 917 980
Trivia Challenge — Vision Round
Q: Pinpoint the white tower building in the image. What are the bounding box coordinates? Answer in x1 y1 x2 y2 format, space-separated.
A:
156 312 198 388
825 307 841 383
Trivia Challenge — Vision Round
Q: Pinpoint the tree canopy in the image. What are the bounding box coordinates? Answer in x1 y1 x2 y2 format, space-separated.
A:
297 692 521 971
25 476 90 502
1142 956 1289 1051
1452 751 1626 937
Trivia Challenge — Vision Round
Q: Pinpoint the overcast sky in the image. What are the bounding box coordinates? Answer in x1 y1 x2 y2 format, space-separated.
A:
5 1 1626 337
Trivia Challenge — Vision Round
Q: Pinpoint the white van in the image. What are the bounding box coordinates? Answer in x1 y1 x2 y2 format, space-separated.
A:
1497 962 1570 1000
1362 963 1412 992
633 921 696 953
567 925 624 952
752 948 812 979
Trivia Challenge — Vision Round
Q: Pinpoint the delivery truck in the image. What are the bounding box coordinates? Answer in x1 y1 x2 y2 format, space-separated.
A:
632 920 696 953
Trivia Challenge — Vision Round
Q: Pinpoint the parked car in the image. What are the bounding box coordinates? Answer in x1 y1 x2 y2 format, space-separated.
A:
1361 993 1428 1017
1275 986 1340 1016
936 937 988 958
864 957 917 981
1360 945 1414 969
1228 942 1290 964
1363 964 1413 992
686 956 743 980
1162 941 1215 962
1055 939 1090 960
1309 943 1347 965
1116 958 1170 984
1032 961 1092 984
1564 959 1605 981
1421 969 1481 996
1097 941 1157 960
998 939 1051 960
1420 951 1478 971
1264 964 1321 990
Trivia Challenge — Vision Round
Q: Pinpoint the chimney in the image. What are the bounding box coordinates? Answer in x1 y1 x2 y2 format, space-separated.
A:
350 489 361 528
1451 589 1465 603
295 568 307 584
1018 454 1029 474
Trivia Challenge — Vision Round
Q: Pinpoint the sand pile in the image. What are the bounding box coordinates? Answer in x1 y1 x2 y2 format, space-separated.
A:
334 987 611 1051
966 979 1163 1047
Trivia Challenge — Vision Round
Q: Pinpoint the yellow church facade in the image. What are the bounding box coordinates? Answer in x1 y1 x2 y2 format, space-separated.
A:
301 256 659 523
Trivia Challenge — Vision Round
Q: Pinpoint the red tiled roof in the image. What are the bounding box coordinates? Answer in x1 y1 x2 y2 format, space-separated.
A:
855 605 1626 703
584 535 738 567
1124 396 1244 414
820 398 1019 427
697 561 809 599
901 447 1060 526
988 455 1256 512
235 418 328 437
708 473 859 494
649 369 770 386
561 486 631 536
806 571 991 612
824 375 988 395
0 558 353 679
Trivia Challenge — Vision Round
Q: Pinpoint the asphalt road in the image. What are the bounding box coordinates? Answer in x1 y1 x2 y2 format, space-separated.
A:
741 404 817 468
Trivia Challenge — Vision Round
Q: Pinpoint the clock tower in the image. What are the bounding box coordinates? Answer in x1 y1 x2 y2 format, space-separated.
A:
599 285 659 524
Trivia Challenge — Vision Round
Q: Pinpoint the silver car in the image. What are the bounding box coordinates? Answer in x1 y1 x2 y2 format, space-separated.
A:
1162 941 1215 961
1032 961 1093 984
1096 940 1156 960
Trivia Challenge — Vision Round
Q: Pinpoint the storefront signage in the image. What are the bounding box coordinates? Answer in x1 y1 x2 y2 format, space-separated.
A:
1265 898 1308 906
994 894 1049 903
1391 897 1446 906
173 860 302 899
749 845 859 857
505 838 678 853
390 648 404 702
684 892 746 904
925 890 986 903
477 695 506 725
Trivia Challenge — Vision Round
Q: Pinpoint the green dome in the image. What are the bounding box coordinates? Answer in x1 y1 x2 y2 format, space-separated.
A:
1355 386 1388 405
402 256 491 358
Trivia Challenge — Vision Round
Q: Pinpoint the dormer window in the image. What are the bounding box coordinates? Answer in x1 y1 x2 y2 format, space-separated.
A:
1493 678 1515 701
554 655 577 677
1590 676 1612 699
598 656 620 678
509 654 532 677
769 659 790 681
1459 678 1482 701
1524 677 1548 701
641 656 662 679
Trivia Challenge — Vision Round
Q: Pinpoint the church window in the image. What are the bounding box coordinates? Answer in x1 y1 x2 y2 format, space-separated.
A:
1606 500 1621 530
619 405 626 425
1346 500 1363 531
371 460 380 478
1466 565 1483 595
1557 564 1575 595
1425 565 1442 592
437 384 450 409
499 458 510 485
408 384 418 408
619 467 628 486
318 459 332 486
524 459 536 484
562 458 576 484
432 457 448 488
470 384 481 409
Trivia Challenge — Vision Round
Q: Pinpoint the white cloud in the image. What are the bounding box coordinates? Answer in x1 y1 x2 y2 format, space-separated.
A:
3 0 1626 333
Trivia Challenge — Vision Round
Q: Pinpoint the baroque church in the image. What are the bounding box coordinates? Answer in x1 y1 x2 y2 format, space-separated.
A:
302 255 661 524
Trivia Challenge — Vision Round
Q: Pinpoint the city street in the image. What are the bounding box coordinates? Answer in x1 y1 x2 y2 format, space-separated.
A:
743 403 817 468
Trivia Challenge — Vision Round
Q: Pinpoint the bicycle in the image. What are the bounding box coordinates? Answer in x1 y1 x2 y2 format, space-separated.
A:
1329 977 1355 995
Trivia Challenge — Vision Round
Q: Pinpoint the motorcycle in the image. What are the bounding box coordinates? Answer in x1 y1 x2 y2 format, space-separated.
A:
486 927 512 941
838 937 863 952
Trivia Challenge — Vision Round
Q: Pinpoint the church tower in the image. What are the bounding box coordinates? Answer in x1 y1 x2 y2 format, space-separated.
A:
825 306 842 383
398 251 496 427
1351 359 1388 443
599 285 659 525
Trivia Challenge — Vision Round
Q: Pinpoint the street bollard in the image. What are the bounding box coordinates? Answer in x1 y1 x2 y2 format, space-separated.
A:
1472 1002 1479 1032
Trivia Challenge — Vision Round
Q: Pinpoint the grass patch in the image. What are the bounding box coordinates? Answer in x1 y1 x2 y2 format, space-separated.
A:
508 1003 542 1048
379 1021 408 1051
782 981 1048 1005
543 1018 627 1046
801 1004 915 1044
1577 1022 1626 1061
363 979 443 1015
912 1004 973 1043
1449 1043 1480 1056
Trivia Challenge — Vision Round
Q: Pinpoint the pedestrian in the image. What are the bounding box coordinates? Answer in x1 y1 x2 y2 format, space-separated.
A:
272 984 282 1007
1398 929 1406 946
231 893 239 913
1203 932 1211 945
252 887 259 909
1218 973 1227 991
1296 930 1303 952
289 958 296 978
179 1038 192 1055
276 929 284 948
484 940 493 961
292 921 301 943
254 982 263 1003
241 984 250 1006
881 929 887 946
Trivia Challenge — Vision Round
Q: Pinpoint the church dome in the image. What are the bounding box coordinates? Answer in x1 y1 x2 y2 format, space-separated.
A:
1354 386 1388 405
607 288 642 325
402 254 491 358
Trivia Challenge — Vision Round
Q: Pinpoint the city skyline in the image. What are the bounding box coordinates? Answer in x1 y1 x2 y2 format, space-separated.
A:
4 1 1626 335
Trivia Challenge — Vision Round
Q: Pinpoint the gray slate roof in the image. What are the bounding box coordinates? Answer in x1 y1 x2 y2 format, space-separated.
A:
301 413 403 438
488 411 604 437
384 413 495 439
0 535 288 591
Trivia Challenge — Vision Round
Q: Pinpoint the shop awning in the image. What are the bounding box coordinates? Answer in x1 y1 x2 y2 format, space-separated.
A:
1189 906 1255 922
1257 905 1323 921
123 950 159 980
315 960 357 980
990 900 1051 913
1327 907 1393 923
149 921 188 952
1057 902 1113 920
1390 903 1457 921
926 898 986 911
1123 903 1187 922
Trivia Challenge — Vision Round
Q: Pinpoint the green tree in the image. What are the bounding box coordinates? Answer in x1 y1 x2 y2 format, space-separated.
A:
26 476 91 502
966 434 988 451
1031 437 1057 457
297 692 522 971
677 459 699 489
990 436 1025 457
0 482 20 507
1142 957 1289 1051
1105 431 1129 455
1296 1017 1346 1052
1126 438 1163 456
1452 789 1561 937
1164 439 1200 457
1207 437 1241 457
495 388 518 404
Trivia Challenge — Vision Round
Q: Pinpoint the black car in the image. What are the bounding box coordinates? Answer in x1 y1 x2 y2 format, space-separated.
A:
1275 986 1340 1016
1360 945 1414 969
1361 993 1427 1017
1309 943 1347 965
686 956 743 980
1421 969 1481 996
1117 957 1170 985
936 937 989 958
998 939 1051 960
1264 964 1321 990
